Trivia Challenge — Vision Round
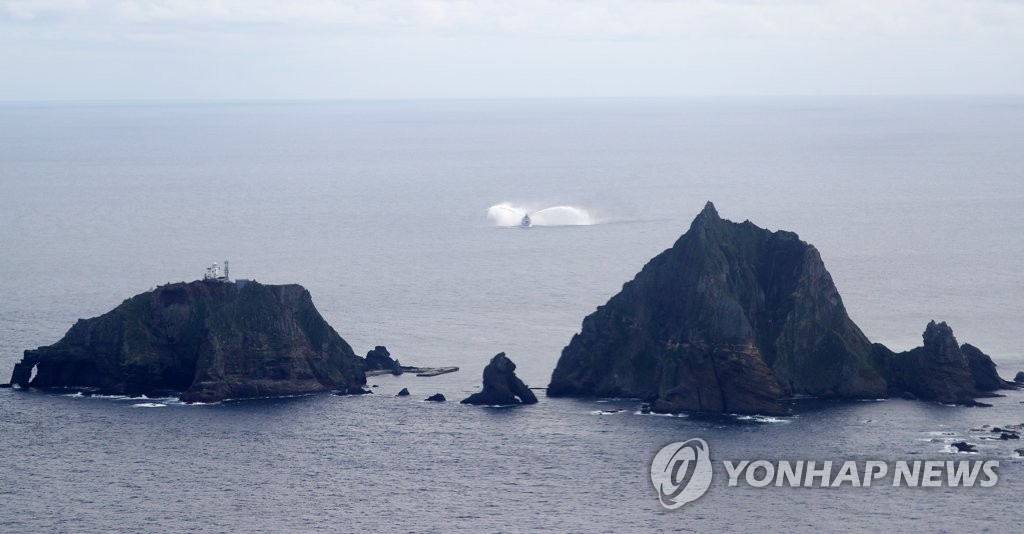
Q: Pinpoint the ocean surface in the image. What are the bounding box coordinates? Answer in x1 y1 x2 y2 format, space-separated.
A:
1 97 1022 532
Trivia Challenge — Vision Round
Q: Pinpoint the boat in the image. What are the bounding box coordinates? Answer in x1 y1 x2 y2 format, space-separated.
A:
521 214 532 228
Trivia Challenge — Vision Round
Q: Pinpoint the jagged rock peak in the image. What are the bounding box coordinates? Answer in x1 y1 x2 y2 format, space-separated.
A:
364 345 402 375
922 320 961 358
698 201 719 220
462 352 538 406
687 201 722 231
878 321 995 404
549 203 887 415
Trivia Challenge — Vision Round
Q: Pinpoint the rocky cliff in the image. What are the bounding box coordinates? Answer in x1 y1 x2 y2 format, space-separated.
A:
962 343 1014 392
548 202 1012 414
874 321 1014 403
363 345 403 375
9 280 366 402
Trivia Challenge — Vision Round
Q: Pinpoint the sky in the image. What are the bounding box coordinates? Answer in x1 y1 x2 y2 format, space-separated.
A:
1 0 1023 101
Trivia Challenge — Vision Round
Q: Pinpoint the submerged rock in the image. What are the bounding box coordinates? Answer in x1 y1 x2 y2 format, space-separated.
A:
461 353 538 406
951 441 978 453
547 202 1014 415
425 393 446 402
407 366 459 377
9 280 366 403
333 387 372 396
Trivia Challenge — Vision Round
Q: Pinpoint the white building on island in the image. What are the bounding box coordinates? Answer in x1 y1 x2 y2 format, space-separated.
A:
203 261 230 282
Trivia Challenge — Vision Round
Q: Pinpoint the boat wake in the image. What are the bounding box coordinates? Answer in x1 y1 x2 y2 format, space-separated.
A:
486 203 598 227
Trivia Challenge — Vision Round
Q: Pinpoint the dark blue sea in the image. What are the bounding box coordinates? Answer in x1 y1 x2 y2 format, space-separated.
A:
1 97 1023 531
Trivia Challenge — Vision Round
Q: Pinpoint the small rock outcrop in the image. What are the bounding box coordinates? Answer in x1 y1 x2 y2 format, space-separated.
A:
425 393 446 402
9 280 366 402
876 321 1016 404
363 346 402 375
397 388 410 397
878 322 976 404
951 441 978 453
461 353 538 406
547 202 1014 415
962 343 1014 391
1014 371 1024 384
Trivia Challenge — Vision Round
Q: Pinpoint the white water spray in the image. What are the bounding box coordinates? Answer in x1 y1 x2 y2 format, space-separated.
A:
487 203 597 227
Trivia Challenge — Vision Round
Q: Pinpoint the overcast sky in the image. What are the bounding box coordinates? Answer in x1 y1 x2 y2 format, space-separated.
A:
2 0 1023 101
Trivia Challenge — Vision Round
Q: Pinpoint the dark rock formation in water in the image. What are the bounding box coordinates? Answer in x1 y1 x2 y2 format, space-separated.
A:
951 441 978 453
548 202 1013 415
873 321 975 404
962 344 1014 391
461 353 538 406
425 393 446 402
363 345 403 375
9 280 366 402
874 321 1015 404
397 387 410 397
1015 371 1024 384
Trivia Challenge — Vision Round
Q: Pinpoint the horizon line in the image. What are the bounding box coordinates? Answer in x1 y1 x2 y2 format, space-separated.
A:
1 93 1023 107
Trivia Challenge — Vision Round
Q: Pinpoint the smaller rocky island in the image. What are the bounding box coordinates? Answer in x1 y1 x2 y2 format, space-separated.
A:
462 353 538 406
361 345 459 377
874 320 1015 405
9 277 368 402
363 346 403 375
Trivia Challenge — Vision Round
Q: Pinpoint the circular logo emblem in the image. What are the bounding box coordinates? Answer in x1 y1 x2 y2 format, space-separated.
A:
651 438 713 509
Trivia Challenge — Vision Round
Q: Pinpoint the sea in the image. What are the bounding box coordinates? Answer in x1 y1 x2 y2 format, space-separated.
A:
1 97 1022 532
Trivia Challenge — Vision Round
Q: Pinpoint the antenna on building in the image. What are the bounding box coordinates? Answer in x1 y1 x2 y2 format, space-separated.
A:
202 260 232 282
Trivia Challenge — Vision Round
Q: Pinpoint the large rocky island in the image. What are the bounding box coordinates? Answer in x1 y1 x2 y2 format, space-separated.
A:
9 279 367 402
548 202 1015 415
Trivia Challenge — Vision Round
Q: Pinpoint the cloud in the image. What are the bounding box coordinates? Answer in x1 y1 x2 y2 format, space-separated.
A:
0 1 1022 99
3 0 90 20
3 1 1022 39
